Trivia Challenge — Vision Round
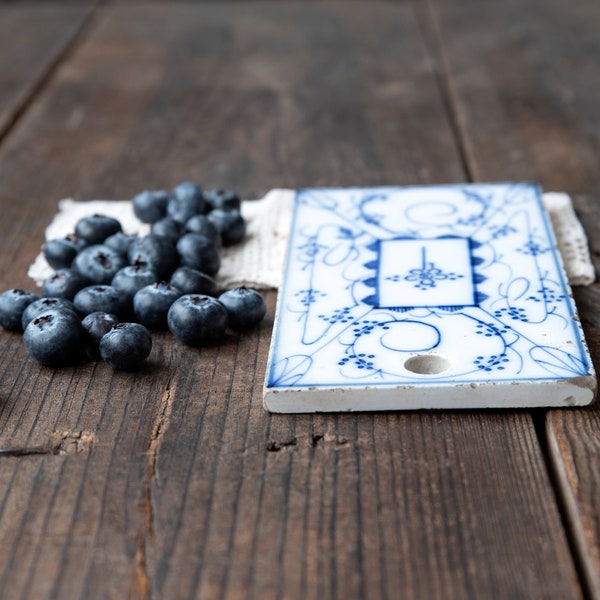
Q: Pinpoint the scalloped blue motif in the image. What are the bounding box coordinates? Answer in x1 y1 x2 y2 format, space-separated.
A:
266 184 593 393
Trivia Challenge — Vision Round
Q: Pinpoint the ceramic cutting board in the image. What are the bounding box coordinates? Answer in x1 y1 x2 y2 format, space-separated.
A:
263 183 596 412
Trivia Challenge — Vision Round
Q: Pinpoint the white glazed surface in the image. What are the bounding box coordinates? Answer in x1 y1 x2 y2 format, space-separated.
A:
263 184 596 412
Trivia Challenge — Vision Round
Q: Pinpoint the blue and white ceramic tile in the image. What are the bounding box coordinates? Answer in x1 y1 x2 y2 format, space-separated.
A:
263 183 596 412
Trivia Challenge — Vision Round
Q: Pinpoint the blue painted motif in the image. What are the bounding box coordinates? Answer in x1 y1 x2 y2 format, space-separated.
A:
399 247 464 290
410 250 460 288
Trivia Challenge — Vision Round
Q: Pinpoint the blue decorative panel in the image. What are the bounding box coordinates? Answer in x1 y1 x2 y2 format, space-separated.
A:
375 237 475 308
263 184 596 412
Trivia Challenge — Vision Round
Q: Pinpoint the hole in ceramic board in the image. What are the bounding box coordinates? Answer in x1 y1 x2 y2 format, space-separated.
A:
404 354 450 375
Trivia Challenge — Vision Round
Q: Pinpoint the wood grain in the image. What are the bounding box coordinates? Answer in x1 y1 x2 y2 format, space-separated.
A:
0 2 586 598
427 0 600 595
0 4 93 139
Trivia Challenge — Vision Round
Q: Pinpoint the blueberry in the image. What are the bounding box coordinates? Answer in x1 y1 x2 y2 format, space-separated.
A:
82 311 120 346
167 182 205 223
73 244 126 284
184 214 221 247
204 189 241 212
176 233 220 276
41 269 90 300
99 323 152 369
219 287 266 330
111 264 158 302
0 289 38 331
167 294 228 346
23 308 87 367
151 217 183 242
104 232 138 258
207 209 246 246
127 234 179 280
170 267 218 296
132 190 169 223
22 297 78 330
75 214 122 245
43 234 85 270
73 285 131 319
133 282 182 330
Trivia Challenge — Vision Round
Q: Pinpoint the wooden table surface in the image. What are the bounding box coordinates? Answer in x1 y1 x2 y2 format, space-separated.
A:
1 1 600 598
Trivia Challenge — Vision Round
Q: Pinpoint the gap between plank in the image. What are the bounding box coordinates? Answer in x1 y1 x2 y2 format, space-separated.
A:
532 410 596 600
0 2 101 149
411 0 475 183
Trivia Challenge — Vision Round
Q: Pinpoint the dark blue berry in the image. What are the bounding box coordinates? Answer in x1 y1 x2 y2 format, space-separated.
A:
204 189 241 212
22 297 78 330
73 244 126 284
43 234 84 270
170 267 218 296
41 269 90 300
111 264 158 302
133 282 182 330
207 209 246 246
219 287 266 330
75 214 122 244
184 215 221 247
176 233 220 275
23 309 87 367
0 289 38 331
99 323 152 369
82 311 120 346
167 294 228 346
104 232 138 258
73 285 131 319
127 234 179 280
167 182 205 223
151 217 183 242
132 190 169 223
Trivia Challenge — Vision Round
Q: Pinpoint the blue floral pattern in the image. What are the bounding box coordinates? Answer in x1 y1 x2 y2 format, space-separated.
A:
399 247 464 290
266 184 593 389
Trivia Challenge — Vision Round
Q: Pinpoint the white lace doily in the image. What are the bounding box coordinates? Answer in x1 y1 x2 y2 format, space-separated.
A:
28 189 595 289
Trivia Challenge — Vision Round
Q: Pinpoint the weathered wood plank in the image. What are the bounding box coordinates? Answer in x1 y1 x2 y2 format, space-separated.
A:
427 0 600 594
0 4 93 138
424 0 600 194
0 2 583 598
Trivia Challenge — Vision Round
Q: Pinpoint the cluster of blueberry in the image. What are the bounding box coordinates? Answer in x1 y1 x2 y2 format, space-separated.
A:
0 182 266 370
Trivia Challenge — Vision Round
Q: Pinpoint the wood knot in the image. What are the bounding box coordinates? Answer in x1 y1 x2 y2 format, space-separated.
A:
52 430 95 455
